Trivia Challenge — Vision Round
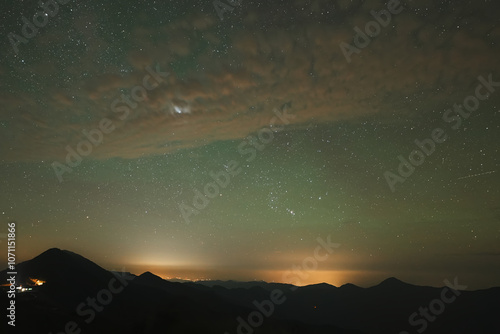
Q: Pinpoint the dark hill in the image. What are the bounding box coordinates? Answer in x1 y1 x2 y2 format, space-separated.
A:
2 249 499 334
0 248 359 334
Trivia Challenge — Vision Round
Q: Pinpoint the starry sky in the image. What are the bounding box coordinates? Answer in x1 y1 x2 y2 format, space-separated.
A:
1 0 499 289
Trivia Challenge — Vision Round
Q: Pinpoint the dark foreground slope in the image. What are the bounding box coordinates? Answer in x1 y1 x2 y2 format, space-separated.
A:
0 248 358 334
1 249 499 334
193 277 500 334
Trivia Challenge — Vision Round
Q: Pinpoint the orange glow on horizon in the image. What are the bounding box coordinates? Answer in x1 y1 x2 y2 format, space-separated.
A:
124 265 367 287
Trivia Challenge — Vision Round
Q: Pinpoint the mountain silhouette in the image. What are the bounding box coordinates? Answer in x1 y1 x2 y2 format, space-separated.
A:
376 276 407 286
1 249 499 334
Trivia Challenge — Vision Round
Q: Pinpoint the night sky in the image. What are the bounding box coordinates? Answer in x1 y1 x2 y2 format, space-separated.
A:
1 0 499 290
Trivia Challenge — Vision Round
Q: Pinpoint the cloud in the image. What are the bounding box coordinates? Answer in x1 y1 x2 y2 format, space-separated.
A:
1 0 499 163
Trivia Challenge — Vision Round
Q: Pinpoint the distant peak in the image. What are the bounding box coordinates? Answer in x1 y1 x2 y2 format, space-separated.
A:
35 248 65 259
340 283 360 289
377 277 408 287
36 248 81 260
139 271 162 279
383 277 403 283
305 282 336 288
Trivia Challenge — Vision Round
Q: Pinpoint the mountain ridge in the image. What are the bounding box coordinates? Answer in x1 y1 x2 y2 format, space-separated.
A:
1 248 498 334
